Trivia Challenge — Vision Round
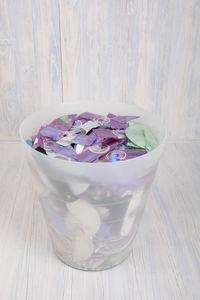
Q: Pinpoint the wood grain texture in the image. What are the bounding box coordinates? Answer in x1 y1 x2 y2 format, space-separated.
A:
59 0 200 139
0 0 62 139
0 0 200 138
0 141 199 299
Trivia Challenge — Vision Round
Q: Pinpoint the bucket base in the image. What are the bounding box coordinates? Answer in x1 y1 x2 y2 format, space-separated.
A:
54 248 133 271
53 241 134 272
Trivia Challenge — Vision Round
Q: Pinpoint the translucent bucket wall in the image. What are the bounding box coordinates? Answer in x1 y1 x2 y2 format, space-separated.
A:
19 102 166 271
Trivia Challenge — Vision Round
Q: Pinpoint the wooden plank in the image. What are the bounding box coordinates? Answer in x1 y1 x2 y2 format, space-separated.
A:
59 0 200 139
0 0 62 140
0 141 199 299
31 0 63 107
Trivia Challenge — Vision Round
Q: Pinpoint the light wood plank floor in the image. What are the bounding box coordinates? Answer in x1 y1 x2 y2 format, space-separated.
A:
0 141 199 300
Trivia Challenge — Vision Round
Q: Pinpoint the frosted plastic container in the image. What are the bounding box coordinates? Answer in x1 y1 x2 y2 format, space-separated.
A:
19 101 166 271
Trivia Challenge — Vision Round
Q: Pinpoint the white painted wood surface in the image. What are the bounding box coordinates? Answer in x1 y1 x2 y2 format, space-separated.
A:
0 0 200 139
0 0 62 139
0 141 199 299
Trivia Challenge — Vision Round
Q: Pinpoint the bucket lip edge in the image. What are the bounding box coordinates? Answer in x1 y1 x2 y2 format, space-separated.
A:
19 101 167 166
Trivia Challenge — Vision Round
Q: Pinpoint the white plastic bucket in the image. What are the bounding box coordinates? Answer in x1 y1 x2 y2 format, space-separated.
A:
19 101 166 271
